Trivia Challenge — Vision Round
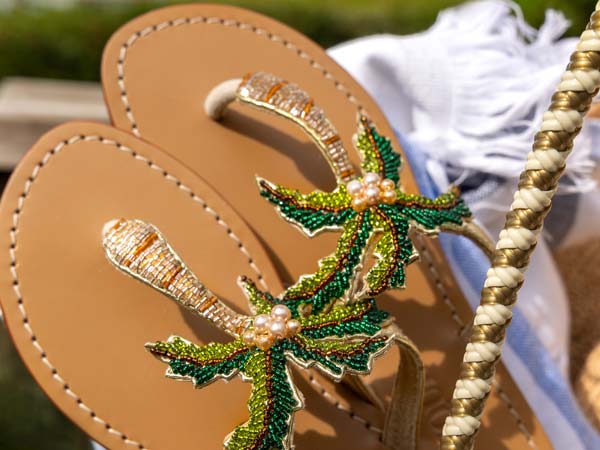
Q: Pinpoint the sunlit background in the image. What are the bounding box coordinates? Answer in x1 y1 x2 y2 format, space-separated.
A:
0 1 596 449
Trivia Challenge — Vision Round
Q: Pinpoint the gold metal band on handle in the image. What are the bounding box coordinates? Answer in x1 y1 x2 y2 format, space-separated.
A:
102 219 251 337
237 72 357 183
440 5 600 449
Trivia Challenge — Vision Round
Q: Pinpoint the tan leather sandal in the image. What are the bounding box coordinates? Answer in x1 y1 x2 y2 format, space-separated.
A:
98 4 551 449
0 122 422 450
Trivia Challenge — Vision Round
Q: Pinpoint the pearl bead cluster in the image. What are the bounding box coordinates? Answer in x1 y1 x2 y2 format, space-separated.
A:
243 305 301 350
346 172 397 211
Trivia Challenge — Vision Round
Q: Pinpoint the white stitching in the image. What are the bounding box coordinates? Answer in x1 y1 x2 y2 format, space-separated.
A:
115 14 535 444
9 135 272 449
116 16 364 139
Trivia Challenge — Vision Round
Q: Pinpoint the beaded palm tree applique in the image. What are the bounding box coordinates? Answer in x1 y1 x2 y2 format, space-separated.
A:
259 117 472 312
103 219 395 450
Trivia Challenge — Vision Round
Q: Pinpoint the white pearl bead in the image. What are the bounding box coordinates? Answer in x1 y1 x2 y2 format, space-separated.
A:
242 330 256 346
365 186 381 204
269 319 287 339
380 179 395 191
382 189 397 203
271 304 292 321
286 319 301 335
363 172 380 185
346 179 363 196
253 314 270 330
255 333 274 351
352 197 367 211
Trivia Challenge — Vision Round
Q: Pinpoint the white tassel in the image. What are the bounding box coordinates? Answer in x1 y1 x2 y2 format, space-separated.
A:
329 0 596 193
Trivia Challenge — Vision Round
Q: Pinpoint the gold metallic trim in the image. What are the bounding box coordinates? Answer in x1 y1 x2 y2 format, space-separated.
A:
237 72 357 183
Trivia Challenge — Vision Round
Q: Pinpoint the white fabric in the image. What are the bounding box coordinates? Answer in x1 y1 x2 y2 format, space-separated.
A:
204 78 242 120
329 0 595 193
329 0 575 375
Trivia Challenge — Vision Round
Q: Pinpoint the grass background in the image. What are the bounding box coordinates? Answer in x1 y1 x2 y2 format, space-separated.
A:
0 0 596 448
0 0 595 82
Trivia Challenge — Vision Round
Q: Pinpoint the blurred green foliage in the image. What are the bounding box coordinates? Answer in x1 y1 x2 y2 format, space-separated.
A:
0 0 595 82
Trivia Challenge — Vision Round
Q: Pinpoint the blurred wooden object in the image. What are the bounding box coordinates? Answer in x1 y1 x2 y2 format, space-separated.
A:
577 343 600 430
555 238 600 430
588 102 600 119
0 77 107 170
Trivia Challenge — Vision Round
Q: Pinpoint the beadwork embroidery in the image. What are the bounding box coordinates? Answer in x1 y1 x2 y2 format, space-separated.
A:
103 219 395 450
259 116 472 305
103 73 474 450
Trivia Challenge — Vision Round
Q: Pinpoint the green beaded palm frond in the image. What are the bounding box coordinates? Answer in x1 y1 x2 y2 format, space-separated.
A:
356 115 402 184
147 335 300 450
258 199 373 315
257 180 356 236
259 116 472 309
103 218 400 450
146 277 393 450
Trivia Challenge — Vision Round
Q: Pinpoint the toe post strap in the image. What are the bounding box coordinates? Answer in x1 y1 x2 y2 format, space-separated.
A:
205 71 357 183
102 218 252 337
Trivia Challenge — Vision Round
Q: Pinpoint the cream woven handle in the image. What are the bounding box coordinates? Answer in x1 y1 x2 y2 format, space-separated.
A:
441 3 600 449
